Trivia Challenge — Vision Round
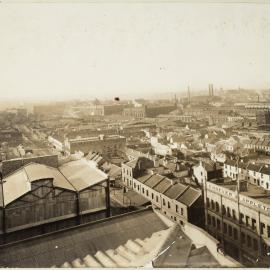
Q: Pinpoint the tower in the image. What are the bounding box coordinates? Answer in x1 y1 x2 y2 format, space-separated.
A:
208 84 214 97
187 86 191 104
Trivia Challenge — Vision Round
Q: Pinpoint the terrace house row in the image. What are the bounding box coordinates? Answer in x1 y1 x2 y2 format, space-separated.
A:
121 158 203 227
223 159 270 190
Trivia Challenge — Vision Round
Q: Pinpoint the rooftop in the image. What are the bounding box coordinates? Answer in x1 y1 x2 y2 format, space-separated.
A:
144 174 165 188
59 159 107 191
0 209 219 268
164 183 188 200
1 159 108 206
69 135 125 143
212 180 270 205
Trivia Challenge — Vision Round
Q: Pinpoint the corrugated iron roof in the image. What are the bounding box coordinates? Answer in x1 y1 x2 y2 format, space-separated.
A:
59 159 107 191
177 187 201 207
153 178 172 194
164 183 188 200
3 169 31 206
144 174 165 188
137 174 153 184
0 210 168 268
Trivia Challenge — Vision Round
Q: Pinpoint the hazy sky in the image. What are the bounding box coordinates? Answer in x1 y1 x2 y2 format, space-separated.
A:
1 2 270 100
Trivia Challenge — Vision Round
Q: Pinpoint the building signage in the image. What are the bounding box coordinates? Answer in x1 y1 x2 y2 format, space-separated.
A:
207 182 270 214
240 196 270 213
206 183 237 200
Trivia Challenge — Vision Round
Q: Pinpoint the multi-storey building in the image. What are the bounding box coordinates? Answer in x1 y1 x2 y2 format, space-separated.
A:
67 135 126 157
223 159 270 190
121 158 203 227
145 104 176 118
256 111 270 127
193 160 223 185
204 178 270 266
122 107 145 119
89 104 125 116
245 138 270 154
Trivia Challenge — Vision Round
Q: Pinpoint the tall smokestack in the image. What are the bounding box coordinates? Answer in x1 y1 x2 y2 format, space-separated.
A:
188 86 191 104
209 84 214 97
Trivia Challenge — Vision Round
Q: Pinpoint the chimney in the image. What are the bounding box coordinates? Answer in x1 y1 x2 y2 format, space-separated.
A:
238 180 248 192
187 86 191 104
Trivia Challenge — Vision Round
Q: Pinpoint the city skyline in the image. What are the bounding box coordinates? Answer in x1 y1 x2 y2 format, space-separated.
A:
1 2 270 100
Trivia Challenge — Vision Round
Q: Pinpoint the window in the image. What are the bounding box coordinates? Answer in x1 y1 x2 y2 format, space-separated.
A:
181 208 184 215
134 183 136 188
212 216 216 227
137 185 140 191
168 202 171 209
142 187 144 194
241 232 246 244
217 219 221 230
246 216 250 227
247 235 252 247
146 190 149 196
233 228 238 240
260 222 265 235
253 239 258 251
151 193 154 199
206 198 210 207
176 205 179 213
227 207 231 218
232 209 236 220
251 218 256 230
267 225 270 238
163 198 166 206
156 196 159 202
228 225 232 237
215 202 220 212
223 223 227 234
174 217 177 221
240 213 244 224
207 214 211 225
222 205 226 215
211 200 215 210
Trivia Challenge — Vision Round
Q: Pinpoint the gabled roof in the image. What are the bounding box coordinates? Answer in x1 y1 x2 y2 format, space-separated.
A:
153 178 172 194
176 187 201 207
225 159 237 167
246 163 262 172
126 159 138 169
59 159 107 192
260 165 270 175
107 164 121 178
144 174 165 188
3 169 31 206
164 183 188 200
2 162 77 206
137 174 153 184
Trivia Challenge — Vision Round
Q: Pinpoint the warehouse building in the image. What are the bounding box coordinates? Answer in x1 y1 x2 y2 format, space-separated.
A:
0 159 110 243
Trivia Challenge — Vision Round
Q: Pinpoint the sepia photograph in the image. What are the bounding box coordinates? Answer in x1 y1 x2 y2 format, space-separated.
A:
0 0 270 267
